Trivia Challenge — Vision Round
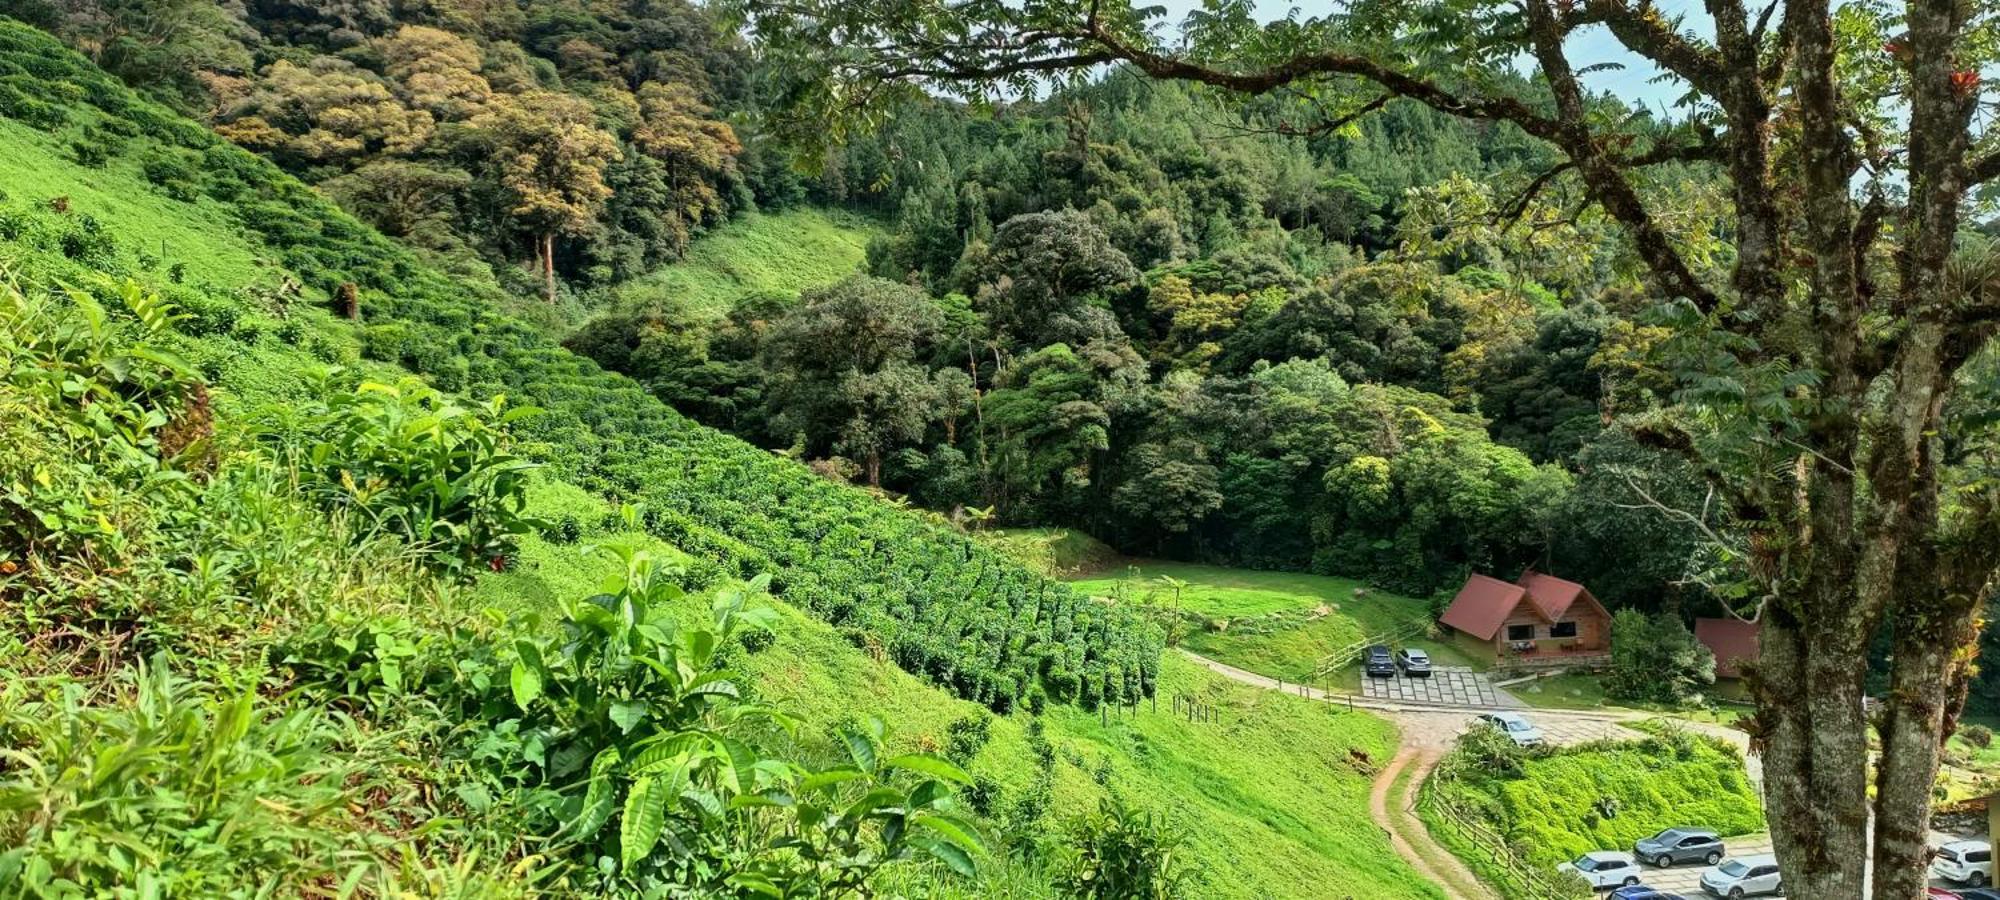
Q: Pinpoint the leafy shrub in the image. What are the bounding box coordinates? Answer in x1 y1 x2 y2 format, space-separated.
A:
1057 796 1200 899
279 374 540 577
0 276 199 565
140 150 200 202
944 711 993 766
0 659 369 895
1963 724 1994 749
464 550 985 893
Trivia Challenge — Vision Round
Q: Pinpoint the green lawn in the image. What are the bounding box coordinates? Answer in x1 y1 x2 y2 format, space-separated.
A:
609 207 876 318
975 526 1120 577
1505 672 1753 724
1069 560 1471 685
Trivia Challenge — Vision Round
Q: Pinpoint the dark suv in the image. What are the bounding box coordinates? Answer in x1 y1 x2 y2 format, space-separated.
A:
1364 644 1395 678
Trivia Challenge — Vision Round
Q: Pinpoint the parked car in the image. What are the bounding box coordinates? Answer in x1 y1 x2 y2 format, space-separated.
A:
1634 827 1725 868
1364 644 1396 678
1699 853 1782 898
1610 888 1687 900
1558 850 1643 889
1475 711 1546 747
1930 889 1965 900
1951 888 2000 900
1395 647 1433 677
1935 840 1994 886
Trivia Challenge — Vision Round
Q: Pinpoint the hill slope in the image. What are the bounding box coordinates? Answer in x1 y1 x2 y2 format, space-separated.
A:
0 19 1441 898
608 207 875 319
0 19 1156 716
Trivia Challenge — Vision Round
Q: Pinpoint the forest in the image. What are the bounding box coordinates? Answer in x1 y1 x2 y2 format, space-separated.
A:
3 0 1999 898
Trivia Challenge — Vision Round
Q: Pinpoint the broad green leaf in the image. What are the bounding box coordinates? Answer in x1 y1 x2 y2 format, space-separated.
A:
568 747 622 840
908 835 977 878
884 753 971 785
510 659 542 710
799 766 865 793
620 775 665 873
912 812 986 855
609 699 649 734
840 727 877 773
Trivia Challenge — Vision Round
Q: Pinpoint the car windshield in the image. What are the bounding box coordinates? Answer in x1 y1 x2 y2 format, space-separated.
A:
1651 829 1684 842
1718 859 1751 877
1506 720 1532 732
1571 856 1601 871
1940 848 1962 862
1407 651 1428 662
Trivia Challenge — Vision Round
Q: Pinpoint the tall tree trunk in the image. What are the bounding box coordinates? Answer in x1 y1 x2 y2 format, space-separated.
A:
541 232 556 303
866 450 881 488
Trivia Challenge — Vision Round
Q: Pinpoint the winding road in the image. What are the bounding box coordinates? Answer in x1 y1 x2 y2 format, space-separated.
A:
1179 649 1757 900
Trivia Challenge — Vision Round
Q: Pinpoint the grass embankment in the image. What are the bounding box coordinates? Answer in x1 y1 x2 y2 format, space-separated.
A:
483 519 1444 899
1424 723 1763 884
1070 560 1470 685
977 527 1120 578
608 207 874 317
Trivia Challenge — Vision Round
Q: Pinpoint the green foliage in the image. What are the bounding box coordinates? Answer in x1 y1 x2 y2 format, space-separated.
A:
0 273 199 563
1430 722 1764 871
278 374 541 577
1605 610 1717 705
1056 796 1201 899
0 659 370 896
454 551 986 894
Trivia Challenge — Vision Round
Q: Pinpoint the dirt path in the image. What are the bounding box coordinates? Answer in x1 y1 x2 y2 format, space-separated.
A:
1371 748 1499 900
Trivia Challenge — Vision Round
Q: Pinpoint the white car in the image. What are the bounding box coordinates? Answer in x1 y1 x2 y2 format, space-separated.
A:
1699 853 1782 897
1558 850 1642 889
1475 711 1546 747
1934 839 1993 886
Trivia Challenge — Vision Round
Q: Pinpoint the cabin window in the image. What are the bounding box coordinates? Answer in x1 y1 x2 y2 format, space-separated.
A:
1506 624 1534 641
1550 620 1579 638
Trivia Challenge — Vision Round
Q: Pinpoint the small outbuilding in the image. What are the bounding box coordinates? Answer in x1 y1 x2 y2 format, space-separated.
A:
1694 617 1760 679
1440 570 1612 668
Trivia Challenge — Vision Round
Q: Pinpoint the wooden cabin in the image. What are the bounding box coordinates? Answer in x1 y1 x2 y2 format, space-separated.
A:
1440 570 1612 668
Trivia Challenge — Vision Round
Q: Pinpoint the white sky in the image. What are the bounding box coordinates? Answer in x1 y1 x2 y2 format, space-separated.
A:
1149 0 1706 115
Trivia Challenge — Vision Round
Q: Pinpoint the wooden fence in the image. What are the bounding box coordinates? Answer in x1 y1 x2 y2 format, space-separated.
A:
1418 770 1594 900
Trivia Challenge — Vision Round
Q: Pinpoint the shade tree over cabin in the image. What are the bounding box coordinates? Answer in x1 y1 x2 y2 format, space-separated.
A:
725 1 2000 898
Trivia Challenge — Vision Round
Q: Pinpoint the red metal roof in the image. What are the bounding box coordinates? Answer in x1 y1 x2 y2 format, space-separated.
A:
1516 569 1589 621
1694 617 1760 678
1441 574 1528 640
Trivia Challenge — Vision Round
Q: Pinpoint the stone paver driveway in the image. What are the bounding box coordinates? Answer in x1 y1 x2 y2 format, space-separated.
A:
1362 666 1508 706
1386 708 1647 751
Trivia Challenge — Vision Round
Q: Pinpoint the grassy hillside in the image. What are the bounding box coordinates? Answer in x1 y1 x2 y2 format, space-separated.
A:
0 18 1443 898
978 527 1122 578
609 207 874 318
0 19 1159 716
1070 561 1468 685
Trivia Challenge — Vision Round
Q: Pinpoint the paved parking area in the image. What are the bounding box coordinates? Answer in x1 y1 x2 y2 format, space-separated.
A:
1362 666 1507 706
1386 708 1647 752
1625 833 1773 895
